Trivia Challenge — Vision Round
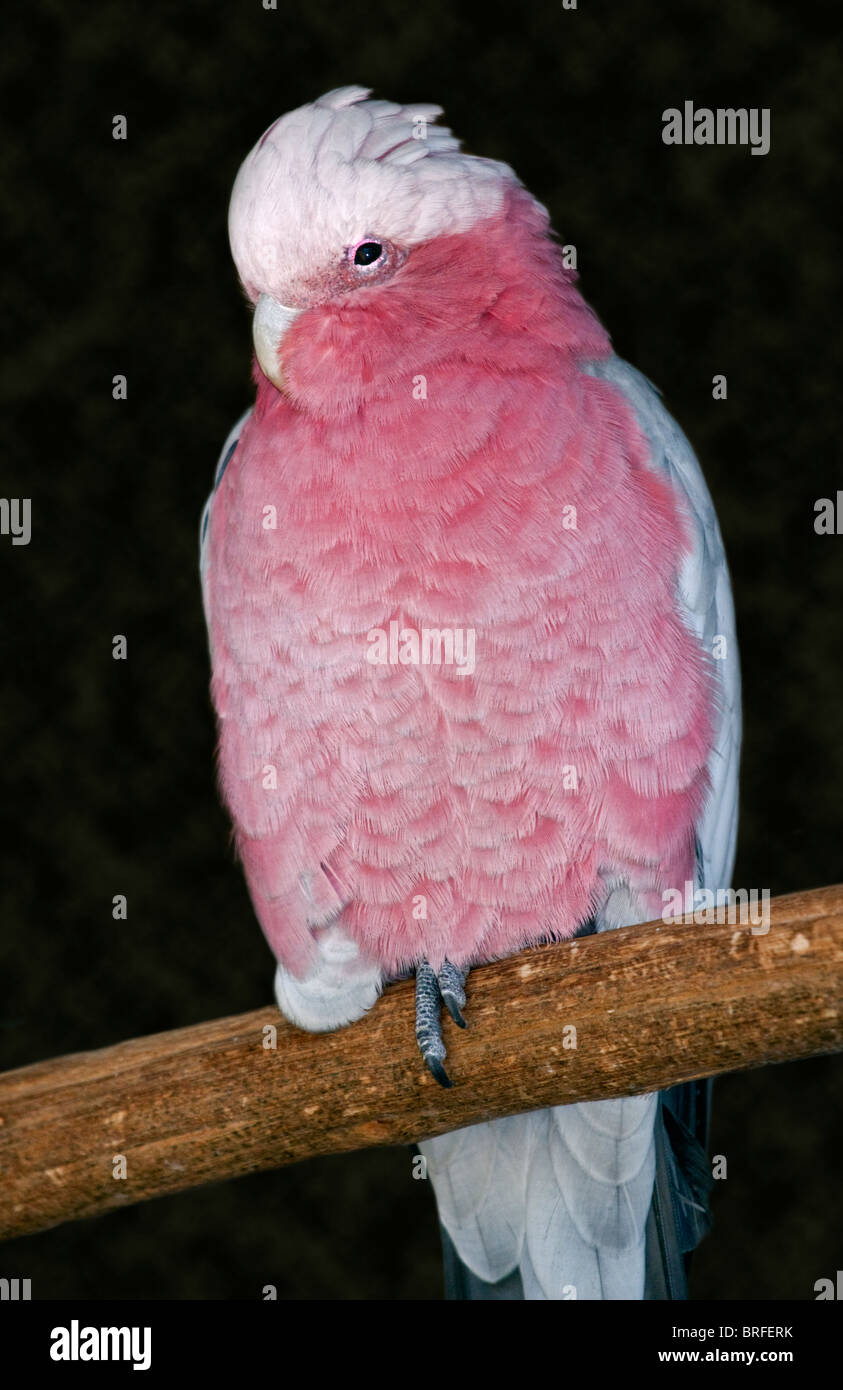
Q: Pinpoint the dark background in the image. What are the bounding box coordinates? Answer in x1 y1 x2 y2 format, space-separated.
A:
1 0 840 1298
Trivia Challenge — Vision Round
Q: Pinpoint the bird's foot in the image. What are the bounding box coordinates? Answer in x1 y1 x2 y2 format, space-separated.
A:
415 959 468 1089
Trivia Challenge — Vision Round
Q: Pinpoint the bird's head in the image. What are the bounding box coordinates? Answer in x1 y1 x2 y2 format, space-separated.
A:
229 87 605 415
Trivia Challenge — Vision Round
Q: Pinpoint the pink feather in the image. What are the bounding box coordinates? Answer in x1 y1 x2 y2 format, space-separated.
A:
206 185 713 978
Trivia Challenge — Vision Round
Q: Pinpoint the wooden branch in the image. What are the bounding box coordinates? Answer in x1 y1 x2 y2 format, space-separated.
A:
1 884 841 1241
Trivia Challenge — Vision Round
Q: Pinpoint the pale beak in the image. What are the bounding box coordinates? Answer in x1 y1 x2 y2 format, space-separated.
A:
252 293 302 391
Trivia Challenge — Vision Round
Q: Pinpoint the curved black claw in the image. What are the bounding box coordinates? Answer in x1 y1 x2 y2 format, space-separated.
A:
439 959 467 1029
426 1056 453 1089
414 959 469 1087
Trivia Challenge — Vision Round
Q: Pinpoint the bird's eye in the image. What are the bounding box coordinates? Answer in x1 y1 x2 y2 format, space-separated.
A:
353 241 384 266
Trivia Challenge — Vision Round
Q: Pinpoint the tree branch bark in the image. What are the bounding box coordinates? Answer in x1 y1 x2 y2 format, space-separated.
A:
1 883 841 1241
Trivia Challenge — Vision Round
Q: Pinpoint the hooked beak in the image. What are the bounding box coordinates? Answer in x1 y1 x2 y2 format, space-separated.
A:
252 293 302 391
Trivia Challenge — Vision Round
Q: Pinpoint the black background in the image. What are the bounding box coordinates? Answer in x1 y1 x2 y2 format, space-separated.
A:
1 0 840 1298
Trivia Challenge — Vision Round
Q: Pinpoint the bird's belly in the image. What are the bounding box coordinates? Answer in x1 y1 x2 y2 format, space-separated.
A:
212 563 661 970
208 446 710 974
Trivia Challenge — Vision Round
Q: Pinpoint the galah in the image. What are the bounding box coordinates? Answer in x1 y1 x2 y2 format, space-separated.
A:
201 87 741 1300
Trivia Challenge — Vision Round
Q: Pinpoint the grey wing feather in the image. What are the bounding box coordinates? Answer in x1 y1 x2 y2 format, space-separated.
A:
199 408 252 628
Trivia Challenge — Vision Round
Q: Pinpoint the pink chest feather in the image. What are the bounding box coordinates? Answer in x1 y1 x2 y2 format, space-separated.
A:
207 202 714 976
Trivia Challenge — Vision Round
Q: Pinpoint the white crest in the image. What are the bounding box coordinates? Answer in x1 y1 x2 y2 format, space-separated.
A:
228 86 518 302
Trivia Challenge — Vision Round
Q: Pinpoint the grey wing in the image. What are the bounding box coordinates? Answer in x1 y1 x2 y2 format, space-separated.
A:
422 356 741 1299
199 408 252 630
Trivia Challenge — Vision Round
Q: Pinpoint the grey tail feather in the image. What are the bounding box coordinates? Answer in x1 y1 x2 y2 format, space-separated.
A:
439 1080 714 1301
440 1224 525 1300
645 1078 714 1299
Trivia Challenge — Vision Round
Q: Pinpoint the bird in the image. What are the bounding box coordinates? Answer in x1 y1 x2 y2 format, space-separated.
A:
200 86 741 1300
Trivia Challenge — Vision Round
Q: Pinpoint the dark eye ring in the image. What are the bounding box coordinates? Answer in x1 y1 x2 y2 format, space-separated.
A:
353 241 384 267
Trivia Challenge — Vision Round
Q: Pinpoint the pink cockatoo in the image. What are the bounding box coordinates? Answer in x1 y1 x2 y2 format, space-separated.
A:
201 87 740 1300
